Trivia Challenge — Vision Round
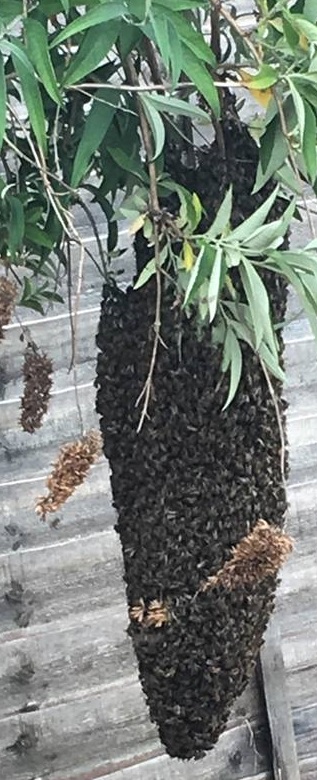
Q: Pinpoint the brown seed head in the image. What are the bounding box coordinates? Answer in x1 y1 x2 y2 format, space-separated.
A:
202 519 293 592
129 600 145 623
36 429 102 519
0 278 17 339
20 344 53 433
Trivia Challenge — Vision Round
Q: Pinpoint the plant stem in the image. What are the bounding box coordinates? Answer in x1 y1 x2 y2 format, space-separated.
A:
210 0 262 66
125 54 162 432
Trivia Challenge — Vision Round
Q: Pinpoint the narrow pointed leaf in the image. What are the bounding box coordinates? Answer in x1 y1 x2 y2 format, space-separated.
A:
0 53 6 151
141 92 209 123
183 245 216 306
222 329 243 410
24 18 61 104
51 2 126 47
182 47 220 116
240 257 271 350
10 41 47 154
71 89 120 188
203 187 232 240
140 95 165 161
208 247 222 323
230 186 280 241
63 21 120 86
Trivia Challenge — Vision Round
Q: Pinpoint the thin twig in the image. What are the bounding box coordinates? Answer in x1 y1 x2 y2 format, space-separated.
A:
52 104 62 180
66 239 84 436
68 79 248 93
210 0 262 65
136 225 162 433
260 358 286 495
125 54 162 432
76 197 108 278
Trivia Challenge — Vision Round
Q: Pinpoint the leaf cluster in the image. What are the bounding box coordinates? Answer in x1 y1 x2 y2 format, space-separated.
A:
0 0 317 404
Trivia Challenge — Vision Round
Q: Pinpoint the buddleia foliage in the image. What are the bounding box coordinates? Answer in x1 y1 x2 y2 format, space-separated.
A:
1 0 317 403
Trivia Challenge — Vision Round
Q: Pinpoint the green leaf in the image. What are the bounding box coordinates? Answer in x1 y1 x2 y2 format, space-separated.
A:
139 94 165 161
289 15 317 42
247 64 279 90
222 328 243 410
156 6 215 65
183 244 216 306
239 257 271 350
134 257 155 289
254 118 288 193
71 88 120 188
63 21 120 86
258 341 285 382
8 196 24 257
24 18 61 104
192 192 202 230
25 224 54 248
230 186 280 242
203 187 232 240
9 40 47 155
287 77 306 144
107 146 147 181
20 277 45 314
208 247 222 323
0 1 23 25
240 198 295 253
0 53 5 151
182 46 220 116
303 101 317 182
51 2 126 46
150 15 182 87
141 92 209 123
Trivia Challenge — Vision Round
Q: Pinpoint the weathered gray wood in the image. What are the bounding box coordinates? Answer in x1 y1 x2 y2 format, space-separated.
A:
260 619 301 780
0 678 158 780
0 461 116 554
0 685 270 780
0 531 124 634
0 603 135 719
103 759 271 780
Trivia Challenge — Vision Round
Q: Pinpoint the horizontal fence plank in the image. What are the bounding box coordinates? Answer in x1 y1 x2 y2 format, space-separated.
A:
0 531 124 635
0 460 115 554
0 678 158 780
0 680 270 780
0 603 135 720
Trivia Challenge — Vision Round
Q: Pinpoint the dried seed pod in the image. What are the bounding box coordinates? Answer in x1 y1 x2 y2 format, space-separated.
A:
0 278 17 339
202 520 293 592
129 598 171 628
129 600 145 624
145 599 171 628
36 430 102 520
20 344 53 433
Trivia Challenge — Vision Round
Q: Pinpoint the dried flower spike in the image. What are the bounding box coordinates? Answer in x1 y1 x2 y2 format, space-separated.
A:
0 278 17 339
129 598 171 628
36 429 102 520
20 343 53 433
202 520 293 592
129 600 145 624
145 599 171 628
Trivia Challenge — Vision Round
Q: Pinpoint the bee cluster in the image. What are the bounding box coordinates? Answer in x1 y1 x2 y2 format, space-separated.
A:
95 125 289 759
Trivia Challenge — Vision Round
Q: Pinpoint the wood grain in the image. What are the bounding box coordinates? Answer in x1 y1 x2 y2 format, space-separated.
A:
260 618 300 780
0 531 124 634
